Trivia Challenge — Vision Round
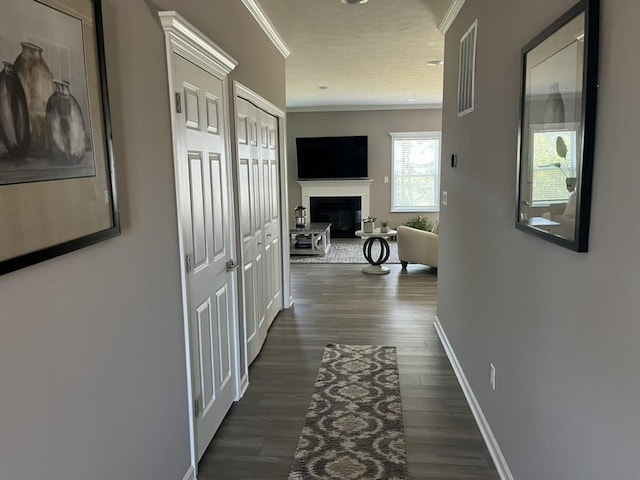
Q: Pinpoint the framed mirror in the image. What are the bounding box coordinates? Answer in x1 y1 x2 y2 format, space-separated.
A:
515 0 599 251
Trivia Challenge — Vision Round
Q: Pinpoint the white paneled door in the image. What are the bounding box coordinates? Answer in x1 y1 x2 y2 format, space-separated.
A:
236 98 282 365
174 53 237 460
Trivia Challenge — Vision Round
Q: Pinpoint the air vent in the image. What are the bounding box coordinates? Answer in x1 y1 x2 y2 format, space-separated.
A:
458 20 477 117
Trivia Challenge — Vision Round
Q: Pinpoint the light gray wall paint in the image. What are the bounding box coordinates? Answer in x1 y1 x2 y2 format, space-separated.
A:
287 109 442 229
0 2 285 479
439 1 640 479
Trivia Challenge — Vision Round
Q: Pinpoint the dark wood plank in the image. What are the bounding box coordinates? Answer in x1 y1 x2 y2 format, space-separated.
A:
198 264 499 479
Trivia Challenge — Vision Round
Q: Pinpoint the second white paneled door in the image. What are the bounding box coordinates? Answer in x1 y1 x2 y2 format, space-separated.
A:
236 97 282 365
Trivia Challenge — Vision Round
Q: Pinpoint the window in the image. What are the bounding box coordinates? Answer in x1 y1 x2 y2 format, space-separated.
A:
390 132 441 212
529 124 577 205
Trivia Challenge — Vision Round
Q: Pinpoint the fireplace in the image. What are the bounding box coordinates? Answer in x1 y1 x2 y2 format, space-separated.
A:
310 197 362 238
297 180 373 237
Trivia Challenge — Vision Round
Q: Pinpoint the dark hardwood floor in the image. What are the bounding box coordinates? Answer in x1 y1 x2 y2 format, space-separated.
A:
198 264 499 480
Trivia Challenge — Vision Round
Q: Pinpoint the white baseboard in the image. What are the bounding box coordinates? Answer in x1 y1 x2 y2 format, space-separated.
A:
434 317 515 480
181 465 196 480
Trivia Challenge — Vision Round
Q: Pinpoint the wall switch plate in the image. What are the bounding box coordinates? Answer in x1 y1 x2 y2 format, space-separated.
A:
490 363 496 390
384 176 389 184
442 191 448 206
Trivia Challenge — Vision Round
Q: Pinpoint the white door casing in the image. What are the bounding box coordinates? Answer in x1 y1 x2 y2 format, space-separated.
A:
160 11 240 469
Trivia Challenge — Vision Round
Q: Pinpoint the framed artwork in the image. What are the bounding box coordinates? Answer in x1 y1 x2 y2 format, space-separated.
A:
515 0 599 252
0 0 119 275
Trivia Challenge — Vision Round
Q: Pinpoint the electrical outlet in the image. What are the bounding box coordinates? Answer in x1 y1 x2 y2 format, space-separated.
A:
489 363 496 390
442 191 448 206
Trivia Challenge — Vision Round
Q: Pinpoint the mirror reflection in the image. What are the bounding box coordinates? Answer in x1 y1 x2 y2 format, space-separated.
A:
518 13 585 242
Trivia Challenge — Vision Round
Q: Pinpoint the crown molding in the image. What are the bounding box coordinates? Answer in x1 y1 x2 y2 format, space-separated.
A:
287 103 442 113
438 0 466 35
241 0 291 58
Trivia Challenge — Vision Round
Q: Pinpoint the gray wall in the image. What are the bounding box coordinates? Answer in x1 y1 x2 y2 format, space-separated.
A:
0 2 285 480
439 1 640 479
287 109 442 229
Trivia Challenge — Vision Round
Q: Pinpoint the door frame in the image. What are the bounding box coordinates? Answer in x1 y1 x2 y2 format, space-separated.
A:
159 11 240 477
231 81 292 394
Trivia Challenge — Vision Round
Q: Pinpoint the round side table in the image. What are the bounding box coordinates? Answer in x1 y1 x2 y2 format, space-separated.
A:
355 228 397 275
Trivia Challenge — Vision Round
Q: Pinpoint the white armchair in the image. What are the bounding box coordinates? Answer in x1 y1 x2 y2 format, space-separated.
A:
396 225 438 270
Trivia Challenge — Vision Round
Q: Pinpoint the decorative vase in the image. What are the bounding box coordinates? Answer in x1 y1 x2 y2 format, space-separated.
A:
13 42 55 156
363 221 374 233
380 226 389 233
0 62 30 158
46 80 86 164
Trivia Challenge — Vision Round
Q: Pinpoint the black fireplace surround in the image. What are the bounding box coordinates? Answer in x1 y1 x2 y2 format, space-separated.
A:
310 196 362 238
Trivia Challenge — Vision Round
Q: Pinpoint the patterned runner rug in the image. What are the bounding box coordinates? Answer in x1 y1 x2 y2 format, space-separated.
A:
288 344 408 480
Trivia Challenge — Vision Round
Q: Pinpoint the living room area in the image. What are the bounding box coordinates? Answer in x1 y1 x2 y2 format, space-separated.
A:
286 108 441 271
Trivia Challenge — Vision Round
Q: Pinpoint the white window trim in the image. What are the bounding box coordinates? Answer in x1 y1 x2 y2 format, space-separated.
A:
389 131 441 213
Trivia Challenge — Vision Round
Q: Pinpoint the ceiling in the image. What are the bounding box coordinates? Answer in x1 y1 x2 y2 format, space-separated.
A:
255 0 454 110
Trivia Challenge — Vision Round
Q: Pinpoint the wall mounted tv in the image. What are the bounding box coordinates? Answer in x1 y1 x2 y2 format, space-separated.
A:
296 136 368 179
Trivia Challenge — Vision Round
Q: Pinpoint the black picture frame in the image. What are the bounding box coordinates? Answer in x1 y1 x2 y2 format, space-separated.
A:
515 0 599 252
0 0 119 275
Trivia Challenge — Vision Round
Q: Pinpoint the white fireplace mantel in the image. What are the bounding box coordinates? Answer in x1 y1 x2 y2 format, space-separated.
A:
297 179 374 221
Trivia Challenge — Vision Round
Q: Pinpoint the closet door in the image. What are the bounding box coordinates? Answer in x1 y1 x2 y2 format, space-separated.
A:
172 52 237 461
236 98 282 365
237 99 262 365
260 110 282 329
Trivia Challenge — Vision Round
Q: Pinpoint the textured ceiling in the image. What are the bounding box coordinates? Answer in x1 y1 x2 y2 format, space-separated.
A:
256 0 452 110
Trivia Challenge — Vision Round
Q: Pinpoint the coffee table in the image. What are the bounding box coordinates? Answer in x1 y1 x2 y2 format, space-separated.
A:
355 228 398 275
290 222 332 256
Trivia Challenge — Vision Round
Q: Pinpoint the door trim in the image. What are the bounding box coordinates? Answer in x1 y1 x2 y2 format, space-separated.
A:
159 11 237 78
160 11 238 475
232 82 291 393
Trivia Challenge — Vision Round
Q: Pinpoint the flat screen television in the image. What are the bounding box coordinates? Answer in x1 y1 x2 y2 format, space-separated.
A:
296 136 368 179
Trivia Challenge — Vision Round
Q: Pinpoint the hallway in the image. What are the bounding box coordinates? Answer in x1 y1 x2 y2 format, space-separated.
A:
199 264 499 479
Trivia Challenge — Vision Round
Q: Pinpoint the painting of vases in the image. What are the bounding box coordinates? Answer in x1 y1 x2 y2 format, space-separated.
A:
0 0 95 185
0 0 119 276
